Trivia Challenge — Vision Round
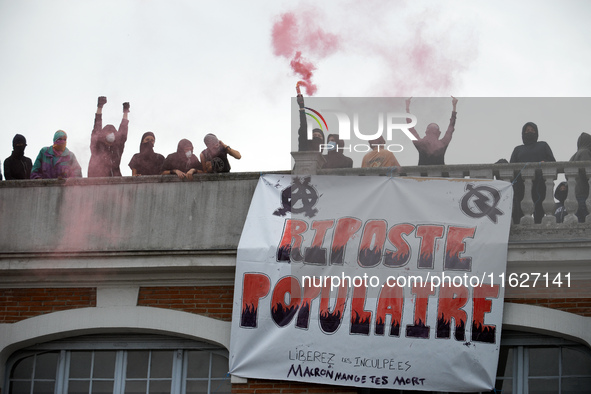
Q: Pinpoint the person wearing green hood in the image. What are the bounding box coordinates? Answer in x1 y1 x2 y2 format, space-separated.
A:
30 130 82 179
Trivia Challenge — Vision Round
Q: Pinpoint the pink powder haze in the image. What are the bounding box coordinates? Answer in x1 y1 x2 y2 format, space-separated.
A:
271 3 477 97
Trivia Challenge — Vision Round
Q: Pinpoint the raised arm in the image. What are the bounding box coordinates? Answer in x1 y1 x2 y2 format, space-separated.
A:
405 97 420 140
93 96 106 133
440 96 458 146
297 94 309 151
118 102 130 146
220 140 241 160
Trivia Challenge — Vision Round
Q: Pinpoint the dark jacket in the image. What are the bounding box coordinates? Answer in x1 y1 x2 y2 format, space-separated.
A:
4 155 32 180
128 132 165 175
509 122 556 224
509 122 555 163
162 139 203 173
4 134 32 179
570 132 591 199
323 134 353 169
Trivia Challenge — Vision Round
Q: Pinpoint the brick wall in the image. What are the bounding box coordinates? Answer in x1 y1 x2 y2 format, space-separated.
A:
0 288 96 323
506 297 591 317
1 286 589 394
231 378 357 394
137 286 234 321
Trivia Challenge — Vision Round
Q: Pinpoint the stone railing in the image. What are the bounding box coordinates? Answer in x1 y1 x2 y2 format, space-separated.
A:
292 152 591 226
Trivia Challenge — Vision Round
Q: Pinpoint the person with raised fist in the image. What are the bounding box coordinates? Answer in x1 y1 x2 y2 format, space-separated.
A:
88 96 129 177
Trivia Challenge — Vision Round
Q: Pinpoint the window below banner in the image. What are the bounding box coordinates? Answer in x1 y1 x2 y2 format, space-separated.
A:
4 335 231 394
360 331 591 394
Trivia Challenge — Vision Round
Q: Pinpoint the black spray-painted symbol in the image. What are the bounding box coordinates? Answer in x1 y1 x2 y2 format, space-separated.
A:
273 176 319 218
460 184 503 223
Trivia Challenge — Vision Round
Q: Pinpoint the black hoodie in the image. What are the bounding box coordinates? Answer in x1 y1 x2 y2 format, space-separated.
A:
323 134 353 169
570 132 591 162
128 132 166 175
162 139 203 173
3 134 32 180
509 122 556 163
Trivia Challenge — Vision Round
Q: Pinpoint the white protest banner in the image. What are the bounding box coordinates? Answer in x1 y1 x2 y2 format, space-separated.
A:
230 174 513 392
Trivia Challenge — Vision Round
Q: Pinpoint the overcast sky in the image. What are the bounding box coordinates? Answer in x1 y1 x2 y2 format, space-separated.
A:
1 0 591 176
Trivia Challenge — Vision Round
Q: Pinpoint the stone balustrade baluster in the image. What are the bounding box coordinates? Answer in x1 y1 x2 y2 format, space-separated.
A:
291 152 325 175
469 169 494 180
287 155 590 227
582 165 591 223
519 168 536 225
563 166 580 225
448 169 464 179
541 166 558 225
427 168 443 178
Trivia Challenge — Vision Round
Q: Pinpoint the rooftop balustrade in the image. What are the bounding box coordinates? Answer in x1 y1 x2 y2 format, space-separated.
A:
0 159 589 290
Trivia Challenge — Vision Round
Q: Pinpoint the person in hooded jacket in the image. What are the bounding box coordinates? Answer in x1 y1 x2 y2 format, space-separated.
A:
406 96 458 165
88 96 129 177
297 94 325 153
361 136 401 168
509 122 556 224
128 132 165 176
162 139 203 180
569 132 591 222
554 182 568 224
323 134 353 169
200 133 241 173
4 134 32 180
30 130 82 179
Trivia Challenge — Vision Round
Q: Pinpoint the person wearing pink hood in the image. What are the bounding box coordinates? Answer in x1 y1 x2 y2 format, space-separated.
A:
200 133 241 173
88 96 129 177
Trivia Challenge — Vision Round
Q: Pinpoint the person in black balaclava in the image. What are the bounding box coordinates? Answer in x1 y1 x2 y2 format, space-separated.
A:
297 93 325 152
161 139 203 180
509 122 556 224
4 134 33 180
554 181 568 223
128 132 165 176
323 134 353 169
569 132 591 222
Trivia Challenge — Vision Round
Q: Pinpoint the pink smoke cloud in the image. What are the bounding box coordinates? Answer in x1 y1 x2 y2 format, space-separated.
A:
271 3 477 97
272 13 298 58
272 11 340 96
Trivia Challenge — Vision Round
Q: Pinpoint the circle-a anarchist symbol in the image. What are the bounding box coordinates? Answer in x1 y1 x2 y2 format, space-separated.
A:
460 184 503 223
273 176 319 218
211 157 225 172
